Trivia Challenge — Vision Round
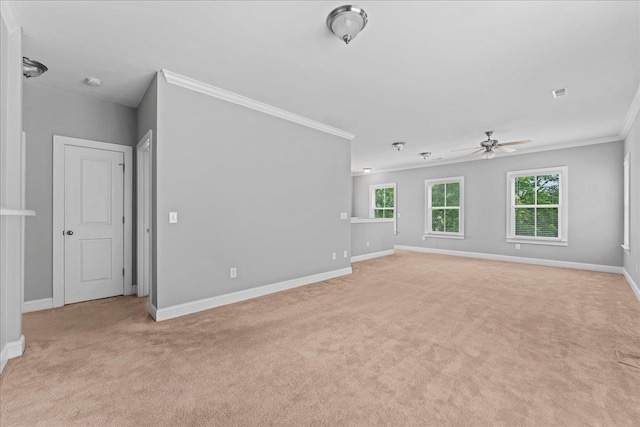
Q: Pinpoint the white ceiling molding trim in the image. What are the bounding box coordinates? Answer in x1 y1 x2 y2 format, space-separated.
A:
352 135 621 176
0 1 20 33
619 84 640 140
161 69 356 141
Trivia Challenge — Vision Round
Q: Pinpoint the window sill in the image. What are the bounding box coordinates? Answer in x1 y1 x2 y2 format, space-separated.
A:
507 238 568 247
351 218 395 224
425 233 465 240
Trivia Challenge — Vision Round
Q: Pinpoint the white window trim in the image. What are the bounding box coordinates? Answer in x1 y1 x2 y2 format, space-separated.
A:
622 153 630 254
369 183 397 234
506 166 568 246
424 176 465 239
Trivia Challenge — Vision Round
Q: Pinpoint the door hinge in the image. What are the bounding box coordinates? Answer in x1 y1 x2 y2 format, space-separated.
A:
122 268 125 277
119 163 125 172
123 216 125 224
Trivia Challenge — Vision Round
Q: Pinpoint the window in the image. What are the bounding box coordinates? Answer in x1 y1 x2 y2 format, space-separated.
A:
506 166 568 246
623 153 630 253
425 177 464 239
369 183 396 219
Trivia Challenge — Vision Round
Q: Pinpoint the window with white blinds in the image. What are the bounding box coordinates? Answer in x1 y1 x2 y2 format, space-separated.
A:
506 167 568 246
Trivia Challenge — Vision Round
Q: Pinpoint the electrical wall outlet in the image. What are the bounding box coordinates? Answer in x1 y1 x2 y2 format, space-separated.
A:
340 212 348 220
169 212 178 223
343 250 348 258
230 267 237 278
332 252 336 261
422 235 426 241
366 241 370 248
515 244 520 250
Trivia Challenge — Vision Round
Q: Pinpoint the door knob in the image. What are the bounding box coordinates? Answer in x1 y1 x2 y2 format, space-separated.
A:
66 230 74 235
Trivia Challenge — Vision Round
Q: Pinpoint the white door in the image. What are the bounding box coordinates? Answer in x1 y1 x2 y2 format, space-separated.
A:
64 145 125 304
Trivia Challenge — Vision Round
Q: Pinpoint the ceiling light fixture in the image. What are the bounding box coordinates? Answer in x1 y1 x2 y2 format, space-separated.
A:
482 151 496 160
419 152 431 159
85 77 103 87
327 5 368 44
362 167 372 173
22 57 48 78
392 142 406 151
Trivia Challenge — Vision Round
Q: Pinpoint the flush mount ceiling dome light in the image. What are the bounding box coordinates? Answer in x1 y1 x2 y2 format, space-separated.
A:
22 57 48 78
392 142 406 151
85 77 103 87
419 152 431 159
327 5 368 44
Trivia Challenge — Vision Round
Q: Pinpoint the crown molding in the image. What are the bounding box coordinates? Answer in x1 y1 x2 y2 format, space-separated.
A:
161 69 356 141
620 84 640 140
351 135 621 176
0 1 20 33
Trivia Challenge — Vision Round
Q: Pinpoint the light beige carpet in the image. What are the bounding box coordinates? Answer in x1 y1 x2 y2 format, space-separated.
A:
1 251 639 426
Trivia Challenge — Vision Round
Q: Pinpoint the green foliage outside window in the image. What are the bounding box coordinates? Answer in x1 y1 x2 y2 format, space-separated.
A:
430 182 460 233
373 187 394 218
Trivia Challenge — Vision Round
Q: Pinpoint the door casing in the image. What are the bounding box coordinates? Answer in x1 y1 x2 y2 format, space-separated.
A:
136 130 152 301
52 135 133 308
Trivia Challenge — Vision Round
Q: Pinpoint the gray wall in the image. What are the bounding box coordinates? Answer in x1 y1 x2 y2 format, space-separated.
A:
623 112 639 284
154 77 351 309
1 13 24 368
351 222 395 257
136 74 158 307
23 83 138 301
353 142 623 267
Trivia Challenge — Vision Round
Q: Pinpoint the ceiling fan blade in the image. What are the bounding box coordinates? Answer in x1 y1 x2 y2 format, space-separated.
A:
452 147 480 152
466 148 486 158
498 140 532 147
495 146 516 153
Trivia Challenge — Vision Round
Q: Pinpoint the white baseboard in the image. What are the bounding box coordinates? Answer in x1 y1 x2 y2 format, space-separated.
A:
22 297 53 313
149 303 157 320
622 268 640 302
351 249 395 263
395 245 623 274
0 335 25 375
154 267 353 322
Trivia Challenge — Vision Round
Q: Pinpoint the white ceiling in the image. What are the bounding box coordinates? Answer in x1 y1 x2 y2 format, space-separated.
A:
12 1 640 173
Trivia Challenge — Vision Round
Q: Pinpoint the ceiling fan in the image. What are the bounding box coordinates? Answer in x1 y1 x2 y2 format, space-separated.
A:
453 131 532 159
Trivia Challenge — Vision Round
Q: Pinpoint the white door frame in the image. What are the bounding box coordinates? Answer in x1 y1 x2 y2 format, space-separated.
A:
52 135 133 308
136 130 152 299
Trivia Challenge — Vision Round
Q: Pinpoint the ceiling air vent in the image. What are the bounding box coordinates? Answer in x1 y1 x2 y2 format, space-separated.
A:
552 88 567 98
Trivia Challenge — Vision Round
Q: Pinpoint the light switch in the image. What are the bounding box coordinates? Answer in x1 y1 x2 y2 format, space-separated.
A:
169 212 178 223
